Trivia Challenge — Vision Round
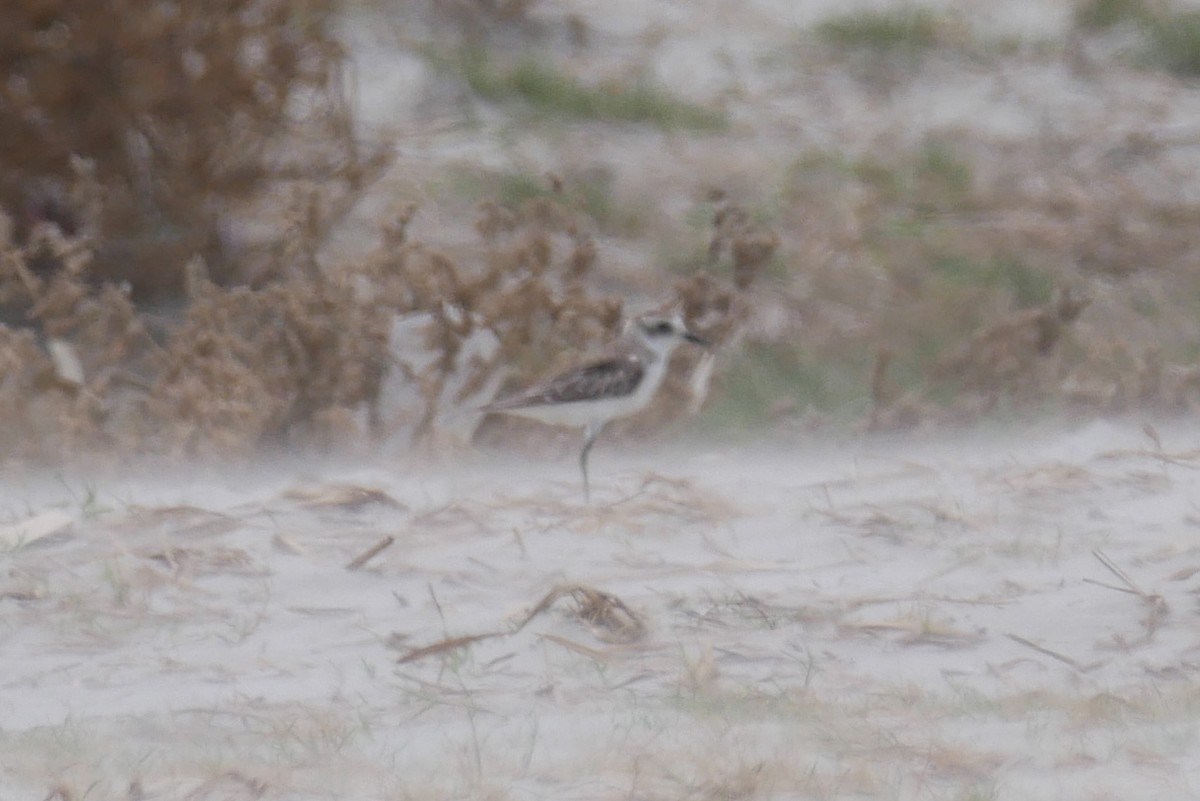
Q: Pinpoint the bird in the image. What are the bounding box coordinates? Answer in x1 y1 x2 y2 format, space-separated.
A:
482 309 709 500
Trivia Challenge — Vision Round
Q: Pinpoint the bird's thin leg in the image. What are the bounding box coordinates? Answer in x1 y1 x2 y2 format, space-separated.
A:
580 422 603 502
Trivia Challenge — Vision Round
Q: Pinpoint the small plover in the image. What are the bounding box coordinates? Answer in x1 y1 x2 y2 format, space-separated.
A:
483 310 709 500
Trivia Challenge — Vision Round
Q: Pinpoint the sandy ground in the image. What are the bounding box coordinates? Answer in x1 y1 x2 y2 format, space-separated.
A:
3 419 1200 800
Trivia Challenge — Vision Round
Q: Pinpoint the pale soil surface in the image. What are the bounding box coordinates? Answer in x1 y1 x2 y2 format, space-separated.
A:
3 420 1200 800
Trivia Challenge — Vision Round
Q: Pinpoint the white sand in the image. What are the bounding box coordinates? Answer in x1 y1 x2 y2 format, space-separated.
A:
3 420 1199 799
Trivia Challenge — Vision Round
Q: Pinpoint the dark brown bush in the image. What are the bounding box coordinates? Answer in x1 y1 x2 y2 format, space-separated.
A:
0 0 372 299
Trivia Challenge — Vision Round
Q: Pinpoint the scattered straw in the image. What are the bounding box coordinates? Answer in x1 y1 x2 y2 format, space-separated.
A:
284 485 405 512
515 583 647 643
182 770 267 801
397 632 504 665
1086 549 1169 645
345 535 396 571
1004 633 1104 673
397 582 646 665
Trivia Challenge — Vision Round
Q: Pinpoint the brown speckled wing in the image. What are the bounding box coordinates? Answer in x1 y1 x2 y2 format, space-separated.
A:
488 355 644 410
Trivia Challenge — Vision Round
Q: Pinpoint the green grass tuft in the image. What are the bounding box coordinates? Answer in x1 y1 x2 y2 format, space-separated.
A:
696 342 869 432
1074 0 1149 31
1141 11 1200 77
458 49 727 131
916 139 972 196
492 171 548 207
1075 0 1200 78
815 8 943 53
930 256 1053 308
447 165 650 235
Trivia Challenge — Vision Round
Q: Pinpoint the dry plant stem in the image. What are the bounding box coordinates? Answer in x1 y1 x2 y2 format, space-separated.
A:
539 633 611 661
1090 549 1146 595
398 582 644 664
580 421 603 502
514 583 646 642
1085 549 1169 644
397 632 504 665
1004 633 1103 672
183 770 268 800
345 535 395 570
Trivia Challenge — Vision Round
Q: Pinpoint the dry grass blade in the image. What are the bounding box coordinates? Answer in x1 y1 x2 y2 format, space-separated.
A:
271 533 309 556
1086 549 1169 644
397 632 504 665
682 640 718 688
515 583 646 643
345 535 395 570
142 545 261 576
283 485 404 511
0 583 45 602
1005 633 1103 672
693 762 766 801
839 613 984 647
570 585 646 643
1142 422 1163 452
539 633 613 661
609 474 741 524
1089 549 1144 595
182 770 268 801
1095 446 1200 468
1167 565 1200 582
0 509 74 551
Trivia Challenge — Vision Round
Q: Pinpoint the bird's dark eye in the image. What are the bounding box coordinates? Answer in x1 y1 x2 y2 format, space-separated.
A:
650 321 673 335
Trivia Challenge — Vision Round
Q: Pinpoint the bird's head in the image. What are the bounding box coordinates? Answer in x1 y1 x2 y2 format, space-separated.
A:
631 310 709 355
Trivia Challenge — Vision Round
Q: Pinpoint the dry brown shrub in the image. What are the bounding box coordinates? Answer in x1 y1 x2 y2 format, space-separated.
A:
0 3 408 463
19 2 1200 464
2 145 716 464
145 262 392 457
0 0 376 298
920 136 1200 418
929 287 1091 404
767 130 1200 431
706 192 780 291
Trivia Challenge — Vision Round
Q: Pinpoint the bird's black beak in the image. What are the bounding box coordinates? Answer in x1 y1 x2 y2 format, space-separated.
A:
684 331 711 348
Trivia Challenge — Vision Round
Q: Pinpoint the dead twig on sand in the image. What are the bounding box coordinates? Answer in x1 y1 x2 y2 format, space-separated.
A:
1086 549 1145 596
397 632 505 665
396 582 645 664
345 535 395 570
183 770 267 800
1085 549 1169 646
284 484 404 511
539 633 613 661
1005 633 1104 672
1095 446 1200 468
514 583 646 643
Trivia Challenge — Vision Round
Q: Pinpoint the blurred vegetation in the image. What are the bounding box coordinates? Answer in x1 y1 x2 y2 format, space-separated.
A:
0 0 740 465
930 257 1053 310
815 7 948 55
1075 0 1200 77
0 0 379 301
6 0 1200 466
446 165 649 237
440 48 728 130
1074 0 1149 30
1141 11 1200 76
